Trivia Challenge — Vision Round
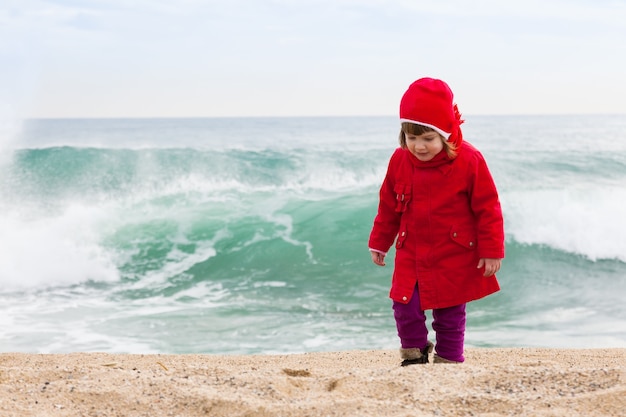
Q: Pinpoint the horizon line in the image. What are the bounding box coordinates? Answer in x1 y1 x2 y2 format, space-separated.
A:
20 112 626 121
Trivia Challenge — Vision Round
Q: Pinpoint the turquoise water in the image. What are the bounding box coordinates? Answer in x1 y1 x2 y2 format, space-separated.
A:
1 115 625 353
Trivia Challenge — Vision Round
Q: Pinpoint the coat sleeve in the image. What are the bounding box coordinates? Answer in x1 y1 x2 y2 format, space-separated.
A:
467 151 505 259
368 149 404 253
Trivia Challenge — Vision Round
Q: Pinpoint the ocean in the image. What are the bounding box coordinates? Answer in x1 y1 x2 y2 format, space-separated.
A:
1 115 625 354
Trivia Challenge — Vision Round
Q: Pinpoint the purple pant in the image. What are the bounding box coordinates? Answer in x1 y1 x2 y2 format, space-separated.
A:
393 286 466 362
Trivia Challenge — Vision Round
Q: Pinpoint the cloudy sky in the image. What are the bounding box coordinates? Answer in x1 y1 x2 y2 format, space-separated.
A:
2 0 626 118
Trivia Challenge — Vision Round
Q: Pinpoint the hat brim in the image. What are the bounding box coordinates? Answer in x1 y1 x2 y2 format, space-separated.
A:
399 118 451 140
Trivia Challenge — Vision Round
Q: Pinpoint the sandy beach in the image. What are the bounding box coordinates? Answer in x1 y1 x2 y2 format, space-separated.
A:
0 348 624 416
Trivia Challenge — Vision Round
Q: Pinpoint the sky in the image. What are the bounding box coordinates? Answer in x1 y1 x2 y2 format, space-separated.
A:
2 0 626 118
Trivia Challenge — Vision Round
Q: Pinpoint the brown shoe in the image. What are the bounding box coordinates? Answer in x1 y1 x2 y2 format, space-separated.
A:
433 354 461 364
400 341 434 366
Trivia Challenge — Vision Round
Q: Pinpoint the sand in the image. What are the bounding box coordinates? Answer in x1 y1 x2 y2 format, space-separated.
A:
0 348 624 416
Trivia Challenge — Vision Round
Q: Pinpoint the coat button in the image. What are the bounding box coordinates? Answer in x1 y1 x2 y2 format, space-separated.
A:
469 241 474 246
401 232 406 236
453 232 457 237
402 296 407 301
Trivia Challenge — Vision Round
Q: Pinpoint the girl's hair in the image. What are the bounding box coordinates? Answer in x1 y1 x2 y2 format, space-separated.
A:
399 122 458 159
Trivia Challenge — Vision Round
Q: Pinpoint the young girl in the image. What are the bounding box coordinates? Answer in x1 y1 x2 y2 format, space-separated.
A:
369 77 504 365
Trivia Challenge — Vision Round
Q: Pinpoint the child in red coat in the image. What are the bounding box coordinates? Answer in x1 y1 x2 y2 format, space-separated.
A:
369 77 505 365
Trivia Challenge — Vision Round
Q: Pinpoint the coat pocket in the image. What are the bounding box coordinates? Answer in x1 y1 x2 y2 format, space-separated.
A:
396 226 408 249
449 225 477 250
393 183 412 213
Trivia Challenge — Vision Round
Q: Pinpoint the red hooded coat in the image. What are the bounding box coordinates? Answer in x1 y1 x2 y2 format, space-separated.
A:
368 142 505 310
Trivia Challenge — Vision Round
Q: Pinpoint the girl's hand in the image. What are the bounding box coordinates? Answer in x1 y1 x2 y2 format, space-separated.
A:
370 250 386 266
477 258 502 277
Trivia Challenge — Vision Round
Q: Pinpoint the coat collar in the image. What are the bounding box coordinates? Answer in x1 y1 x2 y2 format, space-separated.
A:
405 148 453 173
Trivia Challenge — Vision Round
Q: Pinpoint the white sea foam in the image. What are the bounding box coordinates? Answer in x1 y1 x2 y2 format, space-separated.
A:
173 281 230 302
41 325 161 354
503 185 626 262
121 242 219 291
0 204 120 290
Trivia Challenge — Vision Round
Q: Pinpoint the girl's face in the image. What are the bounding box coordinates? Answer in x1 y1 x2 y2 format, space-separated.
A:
404 131 445 161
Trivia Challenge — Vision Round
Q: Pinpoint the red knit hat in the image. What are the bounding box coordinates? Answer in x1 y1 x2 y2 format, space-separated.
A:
399 77 464 145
